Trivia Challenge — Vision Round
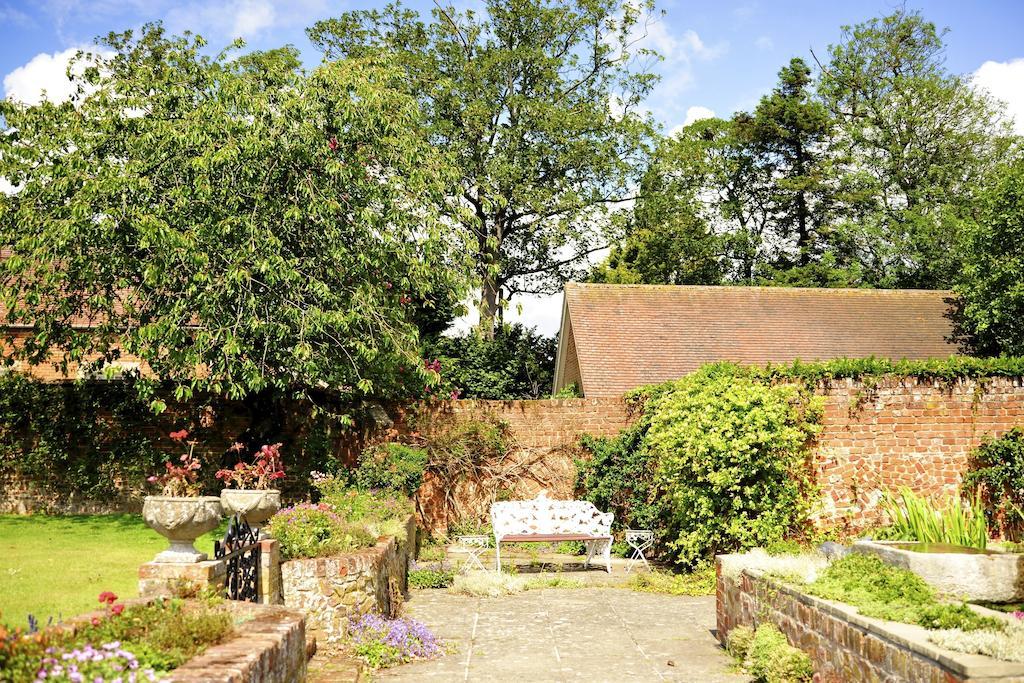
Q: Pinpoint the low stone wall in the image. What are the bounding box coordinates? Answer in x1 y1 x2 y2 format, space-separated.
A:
166 602 306 682
138 538 282 604
716 557 1024 682
281 515 417 636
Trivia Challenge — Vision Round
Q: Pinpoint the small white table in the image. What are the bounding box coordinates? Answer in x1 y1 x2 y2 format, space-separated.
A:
625 529 655 573
455 535 490 572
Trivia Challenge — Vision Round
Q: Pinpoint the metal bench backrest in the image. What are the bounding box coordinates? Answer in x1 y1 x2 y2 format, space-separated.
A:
491 491 613 541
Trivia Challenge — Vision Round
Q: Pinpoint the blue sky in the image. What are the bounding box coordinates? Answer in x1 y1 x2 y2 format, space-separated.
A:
2 0 1023 334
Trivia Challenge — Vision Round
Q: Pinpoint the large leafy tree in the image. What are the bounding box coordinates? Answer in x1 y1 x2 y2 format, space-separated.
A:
307 0 658 335
818 8 1012 288
0 26 469 408
954 155 1024 355
424 323 555 399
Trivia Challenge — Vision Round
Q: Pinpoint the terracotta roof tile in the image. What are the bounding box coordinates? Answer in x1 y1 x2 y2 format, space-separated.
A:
558 283 959 397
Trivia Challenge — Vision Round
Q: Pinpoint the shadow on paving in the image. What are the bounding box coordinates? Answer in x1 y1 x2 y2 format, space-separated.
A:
375 587 750 683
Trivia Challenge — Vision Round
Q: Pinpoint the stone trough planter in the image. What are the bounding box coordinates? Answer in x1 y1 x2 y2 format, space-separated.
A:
853 540 1024 603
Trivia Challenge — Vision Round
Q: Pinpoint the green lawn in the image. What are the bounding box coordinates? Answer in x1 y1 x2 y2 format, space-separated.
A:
0 514 226 628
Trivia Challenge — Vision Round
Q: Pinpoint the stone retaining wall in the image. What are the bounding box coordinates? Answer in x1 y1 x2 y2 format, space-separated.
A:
715 557 1024 682
280 515 417 637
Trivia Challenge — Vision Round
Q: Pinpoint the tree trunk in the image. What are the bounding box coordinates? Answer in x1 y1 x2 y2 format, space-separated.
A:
479 275 500 339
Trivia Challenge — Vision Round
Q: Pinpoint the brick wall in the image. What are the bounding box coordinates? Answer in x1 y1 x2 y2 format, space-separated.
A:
715 560 1024 682
814 376 1024 527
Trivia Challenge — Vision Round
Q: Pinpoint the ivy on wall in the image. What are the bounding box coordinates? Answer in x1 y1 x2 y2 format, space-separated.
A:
577 356 1024 567
0 375 165 501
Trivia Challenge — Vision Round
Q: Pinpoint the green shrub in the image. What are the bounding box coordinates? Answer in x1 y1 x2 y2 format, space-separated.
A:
726 625 755 661
355 443 428 496
808 554 1001 631
627 565 716 596
964 428 1024 540
409 568 456 589
746 624 813 683
882 487 988 549
268 503 376 560
645 367 822 566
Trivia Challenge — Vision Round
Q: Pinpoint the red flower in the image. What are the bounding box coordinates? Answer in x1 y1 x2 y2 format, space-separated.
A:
169 429 189 442
110 603 125 616
98 591 117 605
91 617 101 626
328 136 338 151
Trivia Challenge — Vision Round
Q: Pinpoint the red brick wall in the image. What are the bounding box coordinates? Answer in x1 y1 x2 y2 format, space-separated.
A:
814 376 1024 527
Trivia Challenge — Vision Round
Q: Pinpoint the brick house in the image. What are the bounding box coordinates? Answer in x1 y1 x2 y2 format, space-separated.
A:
552 283 960 397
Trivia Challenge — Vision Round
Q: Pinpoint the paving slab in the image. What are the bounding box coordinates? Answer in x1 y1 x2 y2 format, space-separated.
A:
377 587 750 683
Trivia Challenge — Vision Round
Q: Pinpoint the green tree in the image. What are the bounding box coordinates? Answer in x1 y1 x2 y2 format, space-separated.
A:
308 0 658 335
954 155 1024 355
818 8 1012 288
424 324 555 399
591 134 723 286
0 26 468 408
739 57 843 282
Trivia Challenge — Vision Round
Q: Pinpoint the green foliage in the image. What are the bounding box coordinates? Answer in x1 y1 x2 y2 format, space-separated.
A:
964 428 1024 539
597 8 1012 290
807 554 1001 631
726 625 755 662
553 383 582 398
0 25 468 402
955 155 1024 355
881 488 988 549
626 565 716 596
645 368 822 566
745 624 814 683
355 443 428 497
0 599 232 679
0 375 164 499
409 568 456 589
576 423 664 534
267 504 375 561
423 324 556 399
308 0 657 331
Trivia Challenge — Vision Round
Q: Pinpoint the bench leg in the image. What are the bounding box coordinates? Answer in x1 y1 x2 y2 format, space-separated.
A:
604 539 612 573
495 540 501 573
584 540 596 569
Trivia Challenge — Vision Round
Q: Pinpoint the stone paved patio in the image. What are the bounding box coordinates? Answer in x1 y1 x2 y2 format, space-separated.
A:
377 588 750 682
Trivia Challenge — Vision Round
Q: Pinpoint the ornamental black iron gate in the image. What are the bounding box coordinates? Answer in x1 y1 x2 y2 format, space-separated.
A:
214 515 261 602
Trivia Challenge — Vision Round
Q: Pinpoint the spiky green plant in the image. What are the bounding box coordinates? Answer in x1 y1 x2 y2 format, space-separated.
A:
882 488 989 550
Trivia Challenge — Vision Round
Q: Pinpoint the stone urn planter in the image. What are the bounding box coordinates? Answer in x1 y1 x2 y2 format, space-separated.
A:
220 489 281 528
142 496 223 563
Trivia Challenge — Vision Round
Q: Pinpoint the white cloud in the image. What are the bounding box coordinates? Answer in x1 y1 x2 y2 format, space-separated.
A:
668 105 716 136
231 0 276 37
679 30 725 61
449 292 564 338
755 35 773 51
973 58 1024 135
0 4 33 27
3 48 87 105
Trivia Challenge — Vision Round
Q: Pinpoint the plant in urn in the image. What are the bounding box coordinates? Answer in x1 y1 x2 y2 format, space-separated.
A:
217 442 284 529
143 429 223 563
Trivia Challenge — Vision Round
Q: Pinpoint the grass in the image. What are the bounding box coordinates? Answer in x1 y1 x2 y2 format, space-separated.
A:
627 566 716 596
0 514 227 628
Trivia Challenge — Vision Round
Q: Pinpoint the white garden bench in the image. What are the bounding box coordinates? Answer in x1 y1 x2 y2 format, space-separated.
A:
491 491 614 573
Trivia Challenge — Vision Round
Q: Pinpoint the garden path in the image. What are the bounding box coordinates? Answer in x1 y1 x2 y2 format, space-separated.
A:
377 588 750 682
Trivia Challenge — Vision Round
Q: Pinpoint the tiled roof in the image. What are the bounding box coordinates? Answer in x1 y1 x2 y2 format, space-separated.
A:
556 283 960 398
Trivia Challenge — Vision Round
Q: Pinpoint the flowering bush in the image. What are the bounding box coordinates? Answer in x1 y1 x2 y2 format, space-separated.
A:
346 614 443 669
267 503 376 560
36 641 158 682
146 430 203 497
215 442 286 490
0 594 232 680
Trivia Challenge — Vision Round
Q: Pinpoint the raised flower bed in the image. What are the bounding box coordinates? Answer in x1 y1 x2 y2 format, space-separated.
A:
717 554 1024 682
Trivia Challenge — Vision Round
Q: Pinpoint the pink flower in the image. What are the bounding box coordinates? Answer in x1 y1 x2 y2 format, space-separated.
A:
110 604 125 616
91 617 101 627
169 429 189 442
328 137 338 151
146 476 158 483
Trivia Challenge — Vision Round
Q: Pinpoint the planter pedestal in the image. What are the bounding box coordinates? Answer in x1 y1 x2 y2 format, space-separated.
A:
142 496 223 563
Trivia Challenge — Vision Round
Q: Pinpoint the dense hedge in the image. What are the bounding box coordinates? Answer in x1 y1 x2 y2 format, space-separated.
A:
577 356 1024 567
0 375 341 506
